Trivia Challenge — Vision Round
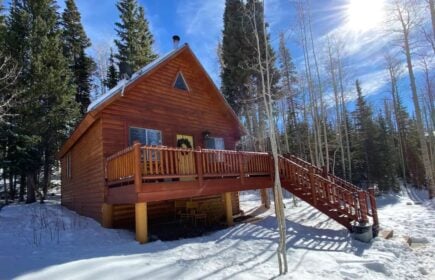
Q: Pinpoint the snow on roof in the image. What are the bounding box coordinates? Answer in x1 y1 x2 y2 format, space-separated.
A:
87 45 185 112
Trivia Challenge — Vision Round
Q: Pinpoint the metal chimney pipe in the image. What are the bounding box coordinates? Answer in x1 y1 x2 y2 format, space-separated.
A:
172 35 180 49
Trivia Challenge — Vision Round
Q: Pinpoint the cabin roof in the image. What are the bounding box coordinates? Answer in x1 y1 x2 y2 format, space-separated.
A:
58 44 245 158
87 46 182 112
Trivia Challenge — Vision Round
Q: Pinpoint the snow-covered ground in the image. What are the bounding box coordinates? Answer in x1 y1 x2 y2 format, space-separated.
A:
0 188 433 280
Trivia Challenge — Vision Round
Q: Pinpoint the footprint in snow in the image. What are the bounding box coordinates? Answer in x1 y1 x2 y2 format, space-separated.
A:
363 262 392 276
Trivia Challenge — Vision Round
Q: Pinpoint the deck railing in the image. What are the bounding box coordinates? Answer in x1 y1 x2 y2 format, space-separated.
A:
105 143 378 231
105 143 273 187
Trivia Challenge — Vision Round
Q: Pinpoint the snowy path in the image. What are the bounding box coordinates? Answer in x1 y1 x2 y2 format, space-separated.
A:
0 190 433 280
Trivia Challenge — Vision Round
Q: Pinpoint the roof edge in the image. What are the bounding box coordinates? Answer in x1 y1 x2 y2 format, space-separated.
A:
58 113 97 159
87 44 189 113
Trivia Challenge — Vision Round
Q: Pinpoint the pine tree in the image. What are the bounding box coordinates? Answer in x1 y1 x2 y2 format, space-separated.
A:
6 0 80 203
114 0 157 72
62 0 95 115
277 32 298 154
405 118 426 186
0 0 5 44
352 80 376 185
105 48 119 89
245 0 280 98
221 0 249 115
372 113 397 191
221 0 280 152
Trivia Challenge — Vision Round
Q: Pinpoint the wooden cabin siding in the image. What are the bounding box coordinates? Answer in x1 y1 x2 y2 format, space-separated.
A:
61 119 105 222
101 50 239 158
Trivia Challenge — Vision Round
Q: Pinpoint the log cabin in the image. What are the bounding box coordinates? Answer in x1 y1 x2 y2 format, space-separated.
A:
59 41 379 243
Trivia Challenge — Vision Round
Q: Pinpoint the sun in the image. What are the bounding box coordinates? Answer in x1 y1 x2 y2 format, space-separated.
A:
346 0 385 32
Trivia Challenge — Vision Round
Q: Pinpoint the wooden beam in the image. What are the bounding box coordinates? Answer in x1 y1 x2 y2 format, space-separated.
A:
224 192 234 226
135 202 148 244
101 203 113 228
137 177 272 203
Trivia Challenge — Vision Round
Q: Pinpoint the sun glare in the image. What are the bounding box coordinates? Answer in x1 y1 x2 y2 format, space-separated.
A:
346 0 385 32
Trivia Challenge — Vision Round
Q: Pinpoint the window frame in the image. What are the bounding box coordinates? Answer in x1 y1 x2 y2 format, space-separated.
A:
205 137 225 150
172 71 190 92
205 137 225 162
128 126 163 146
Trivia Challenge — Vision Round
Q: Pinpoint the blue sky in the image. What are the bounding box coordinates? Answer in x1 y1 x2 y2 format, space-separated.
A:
57 0 432 112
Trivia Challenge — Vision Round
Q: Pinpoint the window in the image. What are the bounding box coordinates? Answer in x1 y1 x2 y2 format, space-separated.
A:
66 153 72 178
174 72 189 91
205 137 225 150
205 137 225 162
129 127 162 146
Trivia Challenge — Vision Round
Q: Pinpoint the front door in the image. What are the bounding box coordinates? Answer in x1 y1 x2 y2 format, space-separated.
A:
176 134 194 149
176 134 195 179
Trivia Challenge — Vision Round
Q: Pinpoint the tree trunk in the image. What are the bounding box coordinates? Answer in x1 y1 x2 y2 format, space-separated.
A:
401 17 435 198
281 100 290 153
308 7 328 170
338 60 352 181
41 156 52 203
327 38 346 178
26 172 36 204
2 175 8 205
19 173 25 202
386 54 408 183
249 2 288 273
430 0 435 42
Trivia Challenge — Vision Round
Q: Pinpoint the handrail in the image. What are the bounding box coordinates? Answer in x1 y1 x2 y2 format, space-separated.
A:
283 154 360 193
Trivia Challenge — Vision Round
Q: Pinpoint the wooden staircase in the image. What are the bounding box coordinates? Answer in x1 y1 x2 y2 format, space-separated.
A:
278 155 379 235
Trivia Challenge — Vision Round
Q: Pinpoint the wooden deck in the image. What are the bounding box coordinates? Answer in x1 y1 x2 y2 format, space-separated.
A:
105 143 379 233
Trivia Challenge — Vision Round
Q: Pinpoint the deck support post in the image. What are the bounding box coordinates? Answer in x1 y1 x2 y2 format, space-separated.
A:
101 203 113 228
135 202 148 244
260 189 270 209
224 192 234 226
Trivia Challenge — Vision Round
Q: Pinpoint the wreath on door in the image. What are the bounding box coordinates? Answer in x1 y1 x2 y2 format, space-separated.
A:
177 138 192 155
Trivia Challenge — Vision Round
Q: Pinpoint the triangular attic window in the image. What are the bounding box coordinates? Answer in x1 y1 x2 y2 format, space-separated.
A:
174 72 189 91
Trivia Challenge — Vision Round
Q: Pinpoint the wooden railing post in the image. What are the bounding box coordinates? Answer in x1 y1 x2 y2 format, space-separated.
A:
195 146 204 187
368 187 379 235
309 166 317 206
133 141 142 193
357 190 368 223
238 152 245 185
